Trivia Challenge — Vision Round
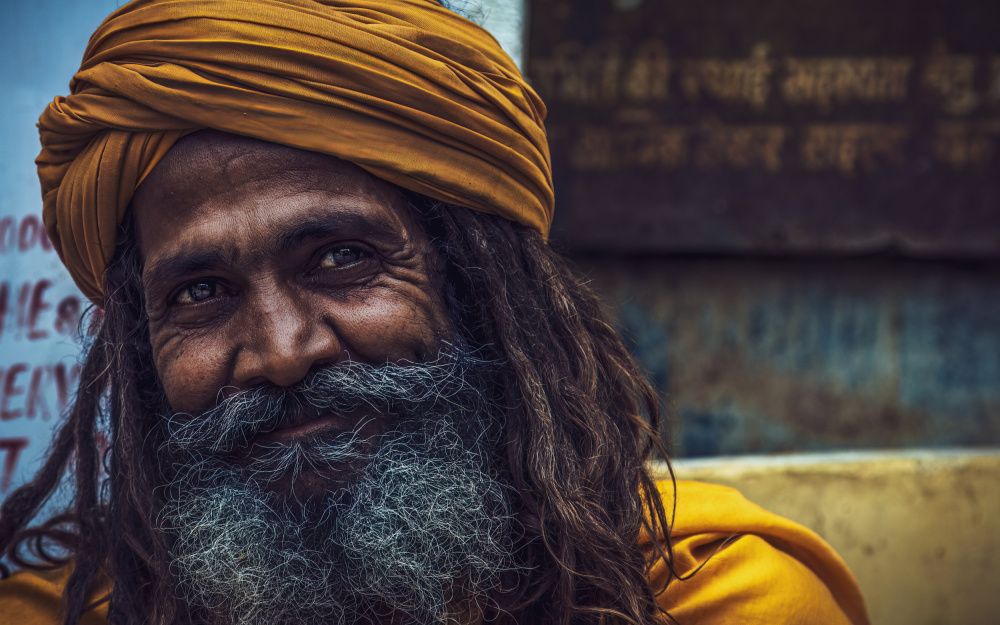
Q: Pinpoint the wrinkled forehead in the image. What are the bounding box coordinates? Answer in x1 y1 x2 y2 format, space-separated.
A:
134 130 403 210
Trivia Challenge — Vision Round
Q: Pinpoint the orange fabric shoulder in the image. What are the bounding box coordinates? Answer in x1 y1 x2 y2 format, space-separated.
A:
0 481 870 625
645 480 871 625
0 566 109 625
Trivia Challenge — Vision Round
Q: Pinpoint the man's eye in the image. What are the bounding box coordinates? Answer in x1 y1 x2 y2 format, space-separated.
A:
320 247 364 268
175 281 217 304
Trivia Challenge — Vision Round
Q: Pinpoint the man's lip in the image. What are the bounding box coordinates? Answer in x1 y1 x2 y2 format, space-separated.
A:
256 414 353 444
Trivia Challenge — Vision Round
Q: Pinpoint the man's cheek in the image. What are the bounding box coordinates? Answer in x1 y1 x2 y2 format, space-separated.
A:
339 289 448 361
153 333 233 413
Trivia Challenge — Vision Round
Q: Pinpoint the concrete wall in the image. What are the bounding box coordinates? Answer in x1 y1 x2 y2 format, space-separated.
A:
658 448 1000 625
574 255 1000 457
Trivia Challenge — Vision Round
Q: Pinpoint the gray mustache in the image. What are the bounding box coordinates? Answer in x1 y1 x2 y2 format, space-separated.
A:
163 349 490 457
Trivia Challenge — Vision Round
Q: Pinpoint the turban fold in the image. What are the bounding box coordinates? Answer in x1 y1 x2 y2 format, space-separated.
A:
37 0 553 305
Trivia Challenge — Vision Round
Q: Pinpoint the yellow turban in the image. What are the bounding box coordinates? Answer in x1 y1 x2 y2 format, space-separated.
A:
37 0 553 305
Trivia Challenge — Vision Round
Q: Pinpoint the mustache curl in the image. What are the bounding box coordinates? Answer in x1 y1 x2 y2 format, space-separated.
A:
162 348 493 458
239 423 376 489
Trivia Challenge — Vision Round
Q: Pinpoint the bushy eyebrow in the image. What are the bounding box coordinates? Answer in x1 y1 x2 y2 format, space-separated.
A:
141 212 408 299
143 249 233 298
274 214 405 256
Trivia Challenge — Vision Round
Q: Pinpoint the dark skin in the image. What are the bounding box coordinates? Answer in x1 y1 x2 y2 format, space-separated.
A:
131 131 452 432
132 133 488 623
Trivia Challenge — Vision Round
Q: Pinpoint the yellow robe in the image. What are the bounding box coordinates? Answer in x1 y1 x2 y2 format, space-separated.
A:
650 480 870 624
0 480 870 624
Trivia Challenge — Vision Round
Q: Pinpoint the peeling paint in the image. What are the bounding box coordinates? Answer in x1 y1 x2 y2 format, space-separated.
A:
578 256 1000 456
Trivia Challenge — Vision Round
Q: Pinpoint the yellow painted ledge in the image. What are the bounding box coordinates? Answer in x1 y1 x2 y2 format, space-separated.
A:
652 448 1000 625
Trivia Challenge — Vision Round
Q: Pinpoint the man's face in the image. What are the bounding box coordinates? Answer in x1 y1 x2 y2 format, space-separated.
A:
132 130 452 418
128 133 512 624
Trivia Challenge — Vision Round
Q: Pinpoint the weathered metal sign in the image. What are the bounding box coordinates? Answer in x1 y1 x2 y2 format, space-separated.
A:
528 0 1000 256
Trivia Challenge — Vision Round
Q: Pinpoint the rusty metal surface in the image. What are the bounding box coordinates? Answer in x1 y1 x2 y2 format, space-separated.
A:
529 0 1000 256
575 256 1000 456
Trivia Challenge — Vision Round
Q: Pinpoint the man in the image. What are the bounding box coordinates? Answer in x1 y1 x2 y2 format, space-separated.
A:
0 1 870 624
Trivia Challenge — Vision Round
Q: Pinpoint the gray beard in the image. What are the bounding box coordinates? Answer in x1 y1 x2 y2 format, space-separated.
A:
157 352 514 625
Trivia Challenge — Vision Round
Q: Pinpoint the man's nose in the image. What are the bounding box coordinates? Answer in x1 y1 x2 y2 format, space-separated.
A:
232 287 342 388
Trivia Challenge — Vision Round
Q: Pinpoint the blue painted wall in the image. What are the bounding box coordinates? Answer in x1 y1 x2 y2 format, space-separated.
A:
579 257 1000 457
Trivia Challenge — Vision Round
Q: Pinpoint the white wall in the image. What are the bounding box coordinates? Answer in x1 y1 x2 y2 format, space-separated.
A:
0 0 123 502
475 0 527 69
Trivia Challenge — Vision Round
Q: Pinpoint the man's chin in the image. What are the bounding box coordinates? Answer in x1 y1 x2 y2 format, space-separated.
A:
224 436 369 513
256 463 359 500
162 415 514 625
235 423 384 499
